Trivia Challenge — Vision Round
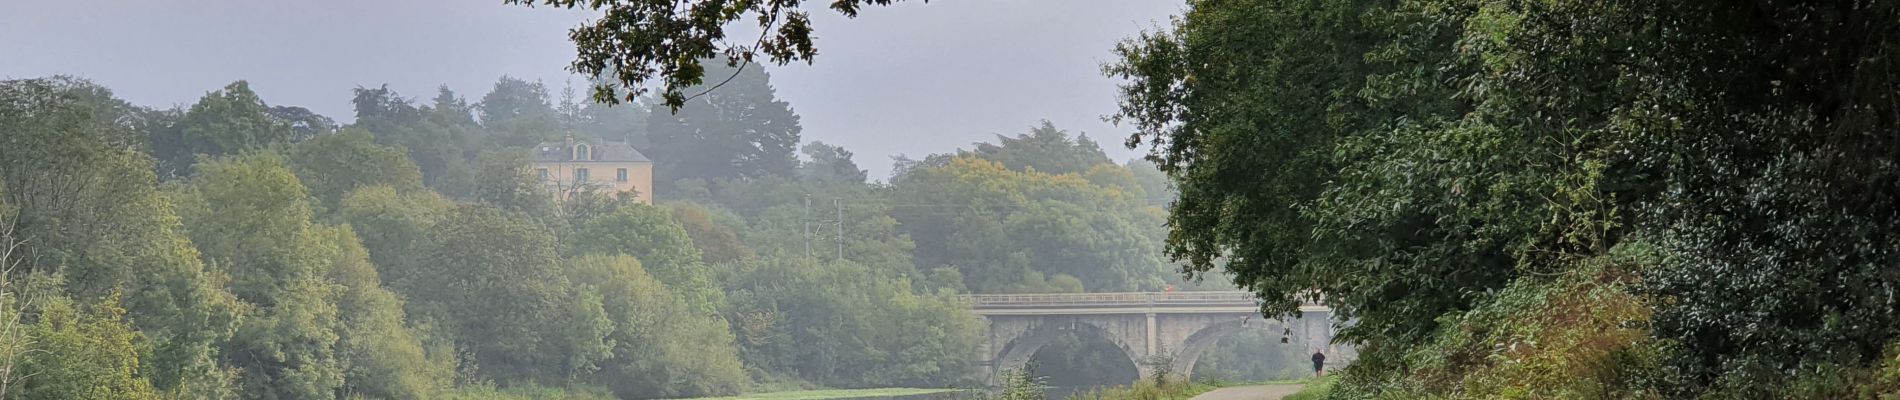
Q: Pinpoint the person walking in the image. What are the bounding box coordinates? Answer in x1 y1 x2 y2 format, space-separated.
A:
1311 349 1327 377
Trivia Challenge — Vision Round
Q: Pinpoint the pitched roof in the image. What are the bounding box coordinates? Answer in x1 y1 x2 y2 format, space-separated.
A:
533 137 650 163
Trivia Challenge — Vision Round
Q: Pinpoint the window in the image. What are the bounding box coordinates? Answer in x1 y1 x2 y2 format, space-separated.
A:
616 168 628 182
537 168 549 180
575 168 590 182
573 144 592 161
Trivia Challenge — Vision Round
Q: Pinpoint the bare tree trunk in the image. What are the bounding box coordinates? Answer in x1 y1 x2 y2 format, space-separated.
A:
0 219 31 398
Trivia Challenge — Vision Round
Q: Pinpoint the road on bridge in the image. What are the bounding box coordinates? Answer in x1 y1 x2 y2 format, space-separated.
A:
1188 384 1304 400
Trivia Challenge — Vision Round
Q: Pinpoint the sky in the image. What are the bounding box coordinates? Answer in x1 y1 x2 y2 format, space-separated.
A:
0 0 1183 180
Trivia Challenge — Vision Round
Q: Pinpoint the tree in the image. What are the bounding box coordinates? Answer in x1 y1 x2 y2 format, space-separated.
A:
392 205 604 384
0 77 242 397
13 293 163 400
350 85 478 193
568 204 722 314
661 175 916 274
0 183 27 398
172 154 329 302
565 254 745 398
504 0 905 109
1109 0 1900 396
155 81 291 177
478 76 561 148
337 185 455 274
572 89 651 147
891 157 1166 293
1106 0 1496 345
288 129 425 211
1121 160 1171 208
735 184 916 275
268 105 338 142
647 61 802 184
319 226 450 400
469 149 554 216
798 141 868 185
171 153 346 399
1603 2 1900 390
428 86 479 128
967 121 1111 176
666 203 755 265
717 257 982 387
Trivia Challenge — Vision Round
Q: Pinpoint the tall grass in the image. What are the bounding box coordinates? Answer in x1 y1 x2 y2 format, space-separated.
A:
439 384 618 400
682 388 965 400
1280 376 1335 400
1061 377 1217 400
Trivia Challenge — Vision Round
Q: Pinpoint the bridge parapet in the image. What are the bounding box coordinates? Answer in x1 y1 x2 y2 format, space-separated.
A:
959 291 1257 308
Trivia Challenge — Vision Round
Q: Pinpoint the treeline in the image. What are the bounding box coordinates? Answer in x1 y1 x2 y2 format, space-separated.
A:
0 62 1213 399
1109 0 1900 398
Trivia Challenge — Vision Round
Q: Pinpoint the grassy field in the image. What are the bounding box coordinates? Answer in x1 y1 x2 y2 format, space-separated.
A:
676 388 965 400
1279 376 1336 400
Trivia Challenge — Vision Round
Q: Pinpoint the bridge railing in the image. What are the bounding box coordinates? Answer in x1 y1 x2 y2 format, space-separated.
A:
957 291 1258 307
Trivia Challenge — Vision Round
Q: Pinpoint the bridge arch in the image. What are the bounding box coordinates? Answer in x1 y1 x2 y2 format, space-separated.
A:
1165 316 1303 379
991 316 1144 382
1167 312 1336 380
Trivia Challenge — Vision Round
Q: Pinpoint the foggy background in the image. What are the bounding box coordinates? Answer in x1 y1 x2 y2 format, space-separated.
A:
0 0 1179 180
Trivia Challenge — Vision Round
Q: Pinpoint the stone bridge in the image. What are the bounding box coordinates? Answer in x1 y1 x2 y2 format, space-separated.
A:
960 291 1341 383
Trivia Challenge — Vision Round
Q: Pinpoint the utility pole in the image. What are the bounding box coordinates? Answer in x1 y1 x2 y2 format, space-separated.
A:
843 198 851 261
803 195 812 257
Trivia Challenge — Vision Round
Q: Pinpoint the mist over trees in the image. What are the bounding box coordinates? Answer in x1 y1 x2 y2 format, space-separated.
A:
646 62 803 184
0 63 1267 398
503 0 1900 396
10 0 1897 398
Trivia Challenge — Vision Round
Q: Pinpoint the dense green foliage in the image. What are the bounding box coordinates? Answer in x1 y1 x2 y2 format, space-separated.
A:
19 0 1900 396
11 294 161 400
719 257 980 387
566 254 746 398
1107 0 1900 397
478 77 562 148
892 157 1166 293
287 129 425 211
153 81 292 177
172 153 353 399
967 121 1112 176
401 205 597 385
568 204 724 314
1 69 1239 398
646 62 803 184
1 77 242 398
0 16 1357 392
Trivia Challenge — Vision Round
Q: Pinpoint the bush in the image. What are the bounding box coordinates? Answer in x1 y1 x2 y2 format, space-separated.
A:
1329 243 1665 399
718 257 983 388
438 383 617 400
1061 377 1213 400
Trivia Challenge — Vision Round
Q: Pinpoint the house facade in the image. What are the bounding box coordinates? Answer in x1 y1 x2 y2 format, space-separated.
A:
531 136 653 204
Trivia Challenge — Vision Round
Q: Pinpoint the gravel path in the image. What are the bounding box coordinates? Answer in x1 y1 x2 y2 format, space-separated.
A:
1187 384 1305 400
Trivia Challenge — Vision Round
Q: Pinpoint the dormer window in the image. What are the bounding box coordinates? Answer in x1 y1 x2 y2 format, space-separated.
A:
573 143 592 161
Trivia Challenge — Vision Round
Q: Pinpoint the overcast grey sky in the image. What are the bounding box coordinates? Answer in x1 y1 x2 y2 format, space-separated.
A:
1 0 1181 180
